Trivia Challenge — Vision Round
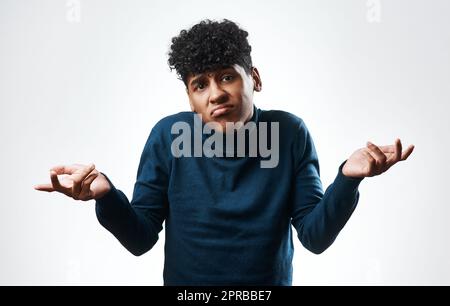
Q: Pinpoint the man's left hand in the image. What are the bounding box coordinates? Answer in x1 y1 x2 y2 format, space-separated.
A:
342 139 414 178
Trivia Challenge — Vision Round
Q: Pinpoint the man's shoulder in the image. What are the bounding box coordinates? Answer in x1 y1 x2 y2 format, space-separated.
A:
152 111 194 130
259 108 305 130
144 111 194 145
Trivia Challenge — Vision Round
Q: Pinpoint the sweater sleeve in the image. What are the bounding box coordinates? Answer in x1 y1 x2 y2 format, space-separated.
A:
95 123 170 256
290 120 363 254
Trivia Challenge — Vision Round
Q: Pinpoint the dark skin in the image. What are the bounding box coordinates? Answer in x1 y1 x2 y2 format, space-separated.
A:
34 64 414 200
184 64 414 177
185 64 262 133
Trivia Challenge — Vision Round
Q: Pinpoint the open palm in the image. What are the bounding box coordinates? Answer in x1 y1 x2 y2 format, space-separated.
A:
34 163 111 201
342 139 414 178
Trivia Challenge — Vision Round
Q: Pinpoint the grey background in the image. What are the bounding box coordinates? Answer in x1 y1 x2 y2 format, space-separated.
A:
1 0 449 285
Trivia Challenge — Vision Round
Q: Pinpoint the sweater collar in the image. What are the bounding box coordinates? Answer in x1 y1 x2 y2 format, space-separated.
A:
193 104 260 157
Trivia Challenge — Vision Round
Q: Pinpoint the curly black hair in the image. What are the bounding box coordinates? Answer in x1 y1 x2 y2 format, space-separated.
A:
168 19 253 86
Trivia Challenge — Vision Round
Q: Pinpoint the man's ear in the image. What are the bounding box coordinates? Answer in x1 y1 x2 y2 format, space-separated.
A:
186 88 195 112
251 67 262 92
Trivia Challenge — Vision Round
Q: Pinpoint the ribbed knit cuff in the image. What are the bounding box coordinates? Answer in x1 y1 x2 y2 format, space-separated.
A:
333 160 364 195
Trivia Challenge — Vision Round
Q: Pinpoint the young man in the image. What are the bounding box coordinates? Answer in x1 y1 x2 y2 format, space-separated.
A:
35 19 414 285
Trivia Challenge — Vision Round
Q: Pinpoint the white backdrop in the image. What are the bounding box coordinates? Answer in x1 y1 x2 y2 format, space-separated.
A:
1 0 449 285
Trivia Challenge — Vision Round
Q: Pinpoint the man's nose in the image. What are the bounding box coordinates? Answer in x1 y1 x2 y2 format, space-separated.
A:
208 81 227 104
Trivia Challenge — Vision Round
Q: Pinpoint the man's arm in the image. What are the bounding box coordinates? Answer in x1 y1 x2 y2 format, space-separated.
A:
95 124 171 256
35 120 172 256
291 157 362 254
290 120 414 254
34 163 157 256
95 174 166 256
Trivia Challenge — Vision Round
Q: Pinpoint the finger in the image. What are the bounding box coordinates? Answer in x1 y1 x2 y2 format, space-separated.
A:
78 172 99 201
378 145 395 154
72 164 95 199
50 170 63 191
34 183 55 192
366 142 387 167
362 150 376 176
387 138 402 166
364 150 382 175
401 144 415 161
50 164 79 175
50 170 72 196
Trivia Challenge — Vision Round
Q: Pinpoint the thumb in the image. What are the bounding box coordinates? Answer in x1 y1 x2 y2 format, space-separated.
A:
34 184 55 192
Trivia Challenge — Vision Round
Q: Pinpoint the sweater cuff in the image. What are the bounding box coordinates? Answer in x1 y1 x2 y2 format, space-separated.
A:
95 172 123 213
333 160 364 195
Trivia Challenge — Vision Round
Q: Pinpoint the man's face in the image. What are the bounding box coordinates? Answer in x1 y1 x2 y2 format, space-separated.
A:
186 64 262 133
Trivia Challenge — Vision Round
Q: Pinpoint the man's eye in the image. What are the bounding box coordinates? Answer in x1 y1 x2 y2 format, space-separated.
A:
197 83 206 90
222 75 234 82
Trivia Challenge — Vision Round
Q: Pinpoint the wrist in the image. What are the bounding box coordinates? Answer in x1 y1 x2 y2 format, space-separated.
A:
94 173 113 200
341 160 364 179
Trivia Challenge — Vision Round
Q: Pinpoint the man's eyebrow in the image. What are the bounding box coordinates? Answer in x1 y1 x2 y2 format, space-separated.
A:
189 68 236 87
189 75 205 87
222 67 236 72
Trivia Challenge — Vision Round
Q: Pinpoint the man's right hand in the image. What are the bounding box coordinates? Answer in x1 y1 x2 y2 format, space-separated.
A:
34 163 112 201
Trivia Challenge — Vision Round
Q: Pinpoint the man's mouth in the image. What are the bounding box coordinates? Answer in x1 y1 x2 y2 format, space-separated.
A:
211 105 233 118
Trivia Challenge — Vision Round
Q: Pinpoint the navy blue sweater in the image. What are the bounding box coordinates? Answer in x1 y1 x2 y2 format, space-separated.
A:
95 105 362 285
